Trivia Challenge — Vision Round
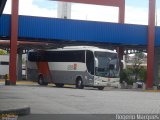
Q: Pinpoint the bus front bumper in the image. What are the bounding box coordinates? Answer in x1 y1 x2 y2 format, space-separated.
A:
94 76 120 87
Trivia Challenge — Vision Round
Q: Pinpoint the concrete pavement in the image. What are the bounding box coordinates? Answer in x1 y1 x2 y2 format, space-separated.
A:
0 85 160 114
0 80 160 120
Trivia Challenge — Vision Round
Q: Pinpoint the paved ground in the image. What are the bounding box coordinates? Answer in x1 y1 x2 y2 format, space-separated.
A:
0 83 160 115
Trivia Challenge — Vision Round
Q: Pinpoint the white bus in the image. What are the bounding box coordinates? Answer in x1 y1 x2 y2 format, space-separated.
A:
27 46 120 90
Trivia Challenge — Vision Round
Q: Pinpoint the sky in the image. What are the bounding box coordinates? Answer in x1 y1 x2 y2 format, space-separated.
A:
3 0 160 26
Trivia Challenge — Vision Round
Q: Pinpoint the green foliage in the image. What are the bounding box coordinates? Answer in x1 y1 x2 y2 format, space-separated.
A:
139 67 147 82
129 52 146 81
0 49 7 55
120 69 133 85
127 79 134 85
120 67 147 85
120 52 146 85
120 69 128 83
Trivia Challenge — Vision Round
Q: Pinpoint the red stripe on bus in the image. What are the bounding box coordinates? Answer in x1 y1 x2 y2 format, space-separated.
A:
37 62 51 82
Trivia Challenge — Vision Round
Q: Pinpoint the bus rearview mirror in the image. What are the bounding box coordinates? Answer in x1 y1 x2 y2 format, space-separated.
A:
95 58 98 67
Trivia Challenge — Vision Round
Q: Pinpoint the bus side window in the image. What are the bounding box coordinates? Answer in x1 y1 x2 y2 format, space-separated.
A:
86 50 94 75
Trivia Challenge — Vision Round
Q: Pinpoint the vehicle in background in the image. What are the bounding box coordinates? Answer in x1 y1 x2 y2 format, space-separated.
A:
0 55 27 80
136 80 144 88
0 55 9 79
27 46 120 90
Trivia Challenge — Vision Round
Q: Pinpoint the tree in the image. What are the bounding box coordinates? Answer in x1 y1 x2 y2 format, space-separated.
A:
120 52 147 85
139 67 147 82
120 68 133 85
132 52 145 81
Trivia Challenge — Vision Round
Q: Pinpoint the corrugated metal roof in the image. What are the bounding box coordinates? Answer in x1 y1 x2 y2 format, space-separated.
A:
0 14 160 46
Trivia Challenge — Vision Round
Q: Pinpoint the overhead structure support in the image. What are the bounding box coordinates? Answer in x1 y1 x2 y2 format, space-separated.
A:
117 47 124 70
119 0 125 23
146 0 156 89
17 49 23 81
117 0 125 71
54 0 124 7
9 0 19 85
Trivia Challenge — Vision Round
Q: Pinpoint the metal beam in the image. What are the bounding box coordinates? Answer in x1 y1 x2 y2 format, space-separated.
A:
117 0 125 71
119 0 125 23
9 0 19 85
117 47 124 70
146 0 156 89
17 48 23 81
54 0 125 23
52 0 123 7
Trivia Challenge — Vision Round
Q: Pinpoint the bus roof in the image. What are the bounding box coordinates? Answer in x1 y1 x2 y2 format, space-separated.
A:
31 46 117 53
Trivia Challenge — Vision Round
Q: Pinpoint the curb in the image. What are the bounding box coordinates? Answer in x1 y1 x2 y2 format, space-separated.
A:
144 90 160 92
0 106 30 116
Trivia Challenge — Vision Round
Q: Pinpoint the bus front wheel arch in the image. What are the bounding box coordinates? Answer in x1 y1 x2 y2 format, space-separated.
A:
76 77 84 89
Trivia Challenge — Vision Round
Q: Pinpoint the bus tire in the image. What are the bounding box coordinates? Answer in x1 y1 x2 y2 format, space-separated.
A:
98 86 104 90
55 83 64 88
38 75 48 86
76 77 84 89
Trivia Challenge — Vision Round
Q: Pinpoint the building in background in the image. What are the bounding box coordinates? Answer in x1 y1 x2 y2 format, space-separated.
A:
0 55 9 79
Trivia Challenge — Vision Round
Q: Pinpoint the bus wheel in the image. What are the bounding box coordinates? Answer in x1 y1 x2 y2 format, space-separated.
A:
98 86 104 90
76 77 84 89
55 83 64 88
38 75 48 86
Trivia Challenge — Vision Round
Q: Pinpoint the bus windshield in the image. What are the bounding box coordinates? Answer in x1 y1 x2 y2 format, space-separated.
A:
94 51 119 78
